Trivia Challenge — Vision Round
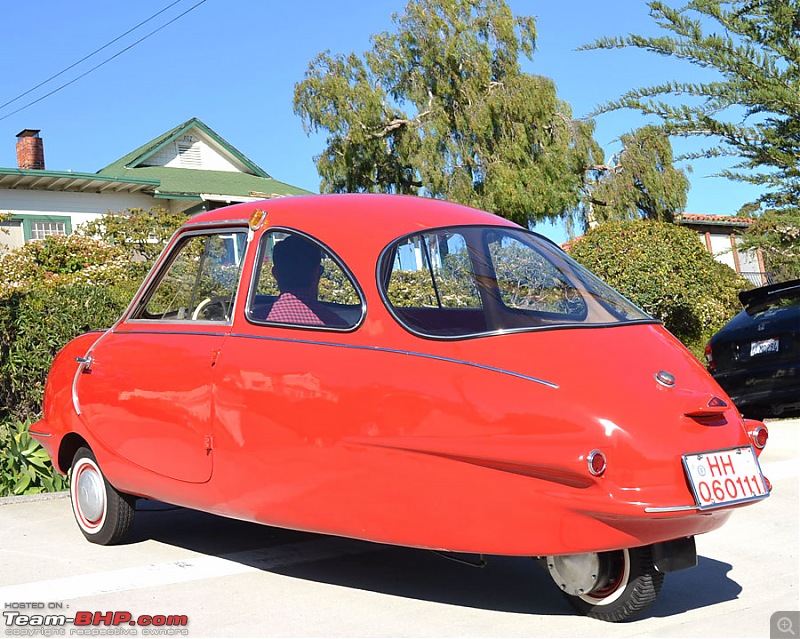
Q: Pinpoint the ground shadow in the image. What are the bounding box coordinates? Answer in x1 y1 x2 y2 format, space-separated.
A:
129 500 741 620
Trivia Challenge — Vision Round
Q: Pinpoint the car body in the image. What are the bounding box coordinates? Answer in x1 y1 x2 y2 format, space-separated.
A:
706 279 800 419
33 194 770 622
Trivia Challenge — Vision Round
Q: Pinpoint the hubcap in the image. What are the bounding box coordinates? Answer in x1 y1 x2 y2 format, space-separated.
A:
76 464 105 524
546 553 602 596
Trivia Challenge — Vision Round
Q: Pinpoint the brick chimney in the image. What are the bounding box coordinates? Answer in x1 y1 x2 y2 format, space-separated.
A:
16 129 45 170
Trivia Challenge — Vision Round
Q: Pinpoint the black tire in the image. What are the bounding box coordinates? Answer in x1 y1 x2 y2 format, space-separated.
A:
70 447 135 545
552 546 664 622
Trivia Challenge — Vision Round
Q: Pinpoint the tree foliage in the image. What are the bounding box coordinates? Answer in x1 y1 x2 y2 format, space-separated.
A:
293 0 602 227
587 126 690 225
582 0 800 215
81 207 188 265
739 209 800 280
569 220 747 356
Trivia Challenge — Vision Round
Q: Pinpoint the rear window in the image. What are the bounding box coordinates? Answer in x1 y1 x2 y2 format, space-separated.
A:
379 226 652 338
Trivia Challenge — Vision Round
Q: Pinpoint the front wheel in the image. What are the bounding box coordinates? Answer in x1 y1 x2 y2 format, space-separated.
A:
70 447 135 545
544 545 664 622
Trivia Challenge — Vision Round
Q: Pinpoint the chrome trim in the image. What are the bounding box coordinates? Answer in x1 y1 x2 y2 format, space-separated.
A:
184 218 251 228
29 430 51 438
655 370 676 387
228 333 559 389
72 330 112 416
644 505 698 513
112 329 228 338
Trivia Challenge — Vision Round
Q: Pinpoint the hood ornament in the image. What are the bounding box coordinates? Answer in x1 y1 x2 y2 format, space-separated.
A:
655 370 676 387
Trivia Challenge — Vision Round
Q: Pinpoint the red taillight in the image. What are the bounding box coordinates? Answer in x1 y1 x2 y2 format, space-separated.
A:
587 450 606 476
753 424 768 449
704 343 715 372
745 419 769 450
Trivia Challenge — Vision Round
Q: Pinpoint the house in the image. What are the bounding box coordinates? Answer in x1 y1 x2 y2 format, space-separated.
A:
0 118 311 250
675 213 769 286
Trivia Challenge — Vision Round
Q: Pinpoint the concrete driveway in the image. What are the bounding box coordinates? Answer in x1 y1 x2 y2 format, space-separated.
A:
1 418 797 637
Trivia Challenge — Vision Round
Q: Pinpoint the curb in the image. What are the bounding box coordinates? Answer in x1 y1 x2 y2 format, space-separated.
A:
0 490 69 506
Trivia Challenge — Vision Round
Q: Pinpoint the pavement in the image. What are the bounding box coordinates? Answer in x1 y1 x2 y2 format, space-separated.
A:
1 418 798 638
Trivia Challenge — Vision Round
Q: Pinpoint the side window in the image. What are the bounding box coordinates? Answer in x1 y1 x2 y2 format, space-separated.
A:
387 231 481 309
248 230 362 329
382 231 486 337
487 233 585 317
134 231 247 322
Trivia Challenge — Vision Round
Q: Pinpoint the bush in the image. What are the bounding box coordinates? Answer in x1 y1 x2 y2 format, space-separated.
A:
569 220 748 357
0 419 67 496
0 282 138 425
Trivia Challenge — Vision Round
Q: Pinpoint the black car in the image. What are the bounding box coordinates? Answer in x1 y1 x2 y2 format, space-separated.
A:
705 279 800 419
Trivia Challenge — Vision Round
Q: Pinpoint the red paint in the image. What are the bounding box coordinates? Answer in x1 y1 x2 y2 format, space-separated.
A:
33 194 768 556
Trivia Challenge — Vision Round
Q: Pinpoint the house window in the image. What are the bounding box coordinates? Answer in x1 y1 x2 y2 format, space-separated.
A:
30 221 67 240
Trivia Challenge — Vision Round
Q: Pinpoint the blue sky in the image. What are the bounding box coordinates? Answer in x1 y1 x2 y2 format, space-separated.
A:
0 1 761 244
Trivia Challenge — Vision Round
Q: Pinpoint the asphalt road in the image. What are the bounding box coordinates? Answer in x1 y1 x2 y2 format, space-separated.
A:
1 419 798 638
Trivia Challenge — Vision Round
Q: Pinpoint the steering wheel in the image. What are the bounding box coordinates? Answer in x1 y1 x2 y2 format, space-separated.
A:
192 297 229 321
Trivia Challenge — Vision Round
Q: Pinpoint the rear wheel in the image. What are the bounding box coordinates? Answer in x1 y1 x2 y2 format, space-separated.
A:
70 447 135 545
545 545 664 622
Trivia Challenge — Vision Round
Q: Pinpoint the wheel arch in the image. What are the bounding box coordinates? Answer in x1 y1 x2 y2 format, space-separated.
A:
58 433 90 474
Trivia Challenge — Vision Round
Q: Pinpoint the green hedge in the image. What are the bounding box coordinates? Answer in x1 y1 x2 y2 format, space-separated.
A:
569 220 748 357
0 282 139 425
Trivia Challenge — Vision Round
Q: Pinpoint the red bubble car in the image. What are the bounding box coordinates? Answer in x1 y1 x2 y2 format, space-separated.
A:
32 194 770 621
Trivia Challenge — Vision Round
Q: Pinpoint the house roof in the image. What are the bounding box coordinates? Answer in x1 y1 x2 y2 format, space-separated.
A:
96 117 311 201
128 166 310 201
0 167 158 193
677 213 755 228
98 117 268 177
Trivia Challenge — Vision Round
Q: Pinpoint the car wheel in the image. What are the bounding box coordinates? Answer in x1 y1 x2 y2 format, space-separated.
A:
70 447 135 545
545 545 664 622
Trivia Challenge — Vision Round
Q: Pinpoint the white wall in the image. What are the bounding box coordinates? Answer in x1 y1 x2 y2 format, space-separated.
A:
0 188 159 230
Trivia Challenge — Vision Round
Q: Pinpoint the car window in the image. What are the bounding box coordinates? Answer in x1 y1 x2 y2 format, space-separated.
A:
247 230 363 330
488 233 585 316
380 226 652 338
387 231 481 309
134 230 247 322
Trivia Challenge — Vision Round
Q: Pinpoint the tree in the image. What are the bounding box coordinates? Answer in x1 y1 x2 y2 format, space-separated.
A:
586 126 690 225
81 207 188 265
582 0 800 216
293 0 602 228
739 210 800 281
568 220 746 357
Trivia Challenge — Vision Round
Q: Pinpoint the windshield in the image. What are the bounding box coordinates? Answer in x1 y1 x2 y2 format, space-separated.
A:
379 226 653 338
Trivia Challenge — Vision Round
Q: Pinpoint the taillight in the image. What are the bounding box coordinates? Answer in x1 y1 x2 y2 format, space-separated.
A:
587 450 606 476
704 343 715 372
750 423 769 449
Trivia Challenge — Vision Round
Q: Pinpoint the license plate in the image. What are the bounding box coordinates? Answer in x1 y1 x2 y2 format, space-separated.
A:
750 337 779 357
683 446 769 509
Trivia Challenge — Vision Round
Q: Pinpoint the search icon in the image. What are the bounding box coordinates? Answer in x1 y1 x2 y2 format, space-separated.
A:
778 617 796 635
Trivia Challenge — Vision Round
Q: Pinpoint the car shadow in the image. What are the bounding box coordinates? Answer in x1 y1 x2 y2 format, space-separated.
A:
129 500 741 619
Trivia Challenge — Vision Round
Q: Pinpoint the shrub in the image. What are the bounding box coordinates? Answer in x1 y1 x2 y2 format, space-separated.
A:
568 220 748 357
0 282 138 425
0 418 67 496
0 233 133 300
